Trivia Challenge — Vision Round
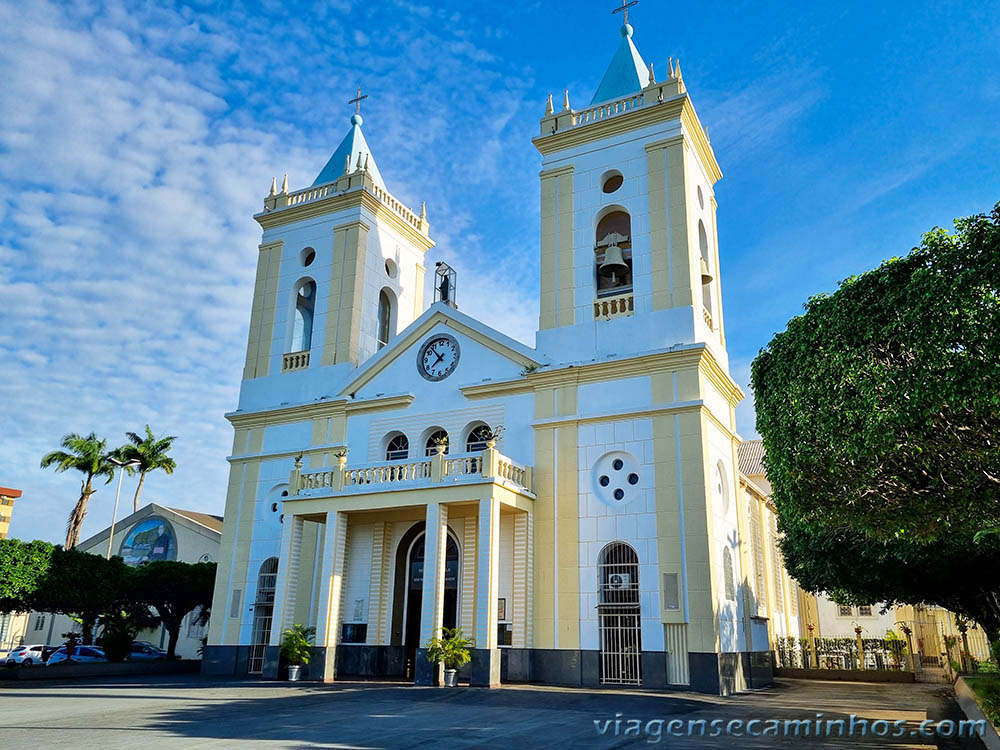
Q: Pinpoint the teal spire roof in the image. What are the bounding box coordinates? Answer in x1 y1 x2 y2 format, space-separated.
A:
590 23 650 105
311 113 385 188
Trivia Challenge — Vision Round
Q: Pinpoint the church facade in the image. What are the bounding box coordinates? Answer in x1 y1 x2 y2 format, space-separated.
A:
204 20 795 694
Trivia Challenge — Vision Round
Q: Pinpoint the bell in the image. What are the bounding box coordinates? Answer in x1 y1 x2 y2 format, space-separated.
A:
700 256 714 285
599 243 629 285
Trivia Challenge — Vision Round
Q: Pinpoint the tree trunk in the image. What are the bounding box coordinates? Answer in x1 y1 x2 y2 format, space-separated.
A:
65 480 94 549
81 616 95 646
132 472 147 514
166 618 180 659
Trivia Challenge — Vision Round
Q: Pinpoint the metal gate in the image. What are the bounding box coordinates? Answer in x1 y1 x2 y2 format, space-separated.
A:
599 610 642 685
598 541 642 685
248 557 278 675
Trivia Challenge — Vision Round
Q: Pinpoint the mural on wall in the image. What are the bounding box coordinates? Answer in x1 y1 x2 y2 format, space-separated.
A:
120 517 177 566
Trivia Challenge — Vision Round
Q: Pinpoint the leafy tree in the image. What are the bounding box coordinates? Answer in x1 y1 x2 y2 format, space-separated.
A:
32 547 128 644
130 561 216 659
97 596 160 662
0 538 55 613
116 425 177 513
752 204 1000 640
40 432 117 548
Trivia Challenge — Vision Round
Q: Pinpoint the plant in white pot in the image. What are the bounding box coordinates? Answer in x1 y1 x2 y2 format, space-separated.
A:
426 627 472 687
280 623 315 682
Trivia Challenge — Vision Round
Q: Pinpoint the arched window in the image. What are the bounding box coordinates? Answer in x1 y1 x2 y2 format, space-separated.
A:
377 288 396 350
595 209 633 297
698 220 713 315
291 280 316 352
424 429 448 456
598 541 639 605
385 433 409 461
723 546 736 601
465 424 492 453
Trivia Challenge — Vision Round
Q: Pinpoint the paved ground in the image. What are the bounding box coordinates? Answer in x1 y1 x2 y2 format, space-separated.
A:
0 675 988 749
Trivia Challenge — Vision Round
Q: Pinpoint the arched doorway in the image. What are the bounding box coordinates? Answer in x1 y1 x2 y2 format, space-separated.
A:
248 557 278 675
393 525 459 677
597 541 642 685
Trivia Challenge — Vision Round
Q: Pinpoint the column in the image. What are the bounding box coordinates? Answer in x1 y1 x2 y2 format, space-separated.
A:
414 503 448 685
314 511 348 682
472 496 501 686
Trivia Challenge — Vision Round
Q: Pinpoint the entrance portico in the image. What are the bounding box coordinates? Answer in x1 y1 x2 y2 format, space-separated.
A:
266 445 534 686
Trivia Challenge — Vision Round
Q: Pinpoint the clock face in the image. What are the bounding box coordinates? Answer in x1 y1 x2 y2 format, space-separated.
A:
417 334 460 381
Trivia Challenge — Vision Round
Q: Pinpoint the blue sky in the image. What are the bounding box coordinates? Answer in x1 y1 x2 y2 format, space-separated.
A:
1 0 998 545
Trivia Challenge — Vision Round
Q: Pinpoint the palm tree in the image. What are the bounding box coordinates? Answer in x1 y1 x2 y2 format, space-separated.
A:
117 425 177 513
40 433 116 549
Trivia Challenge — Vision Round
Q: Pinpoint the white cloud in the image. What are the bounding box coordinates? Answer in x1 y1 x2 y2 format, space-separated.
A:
0 0 541 544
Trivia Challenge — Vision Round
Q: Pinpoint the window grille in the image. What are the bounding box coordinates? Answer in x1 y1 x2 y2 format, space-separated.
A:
248 557 279 675
597 542 642 685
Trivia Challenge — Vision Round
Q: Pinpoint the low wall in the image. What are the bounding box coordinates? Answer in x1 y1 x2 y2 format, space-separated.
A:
955 676 1000 750
775 667 914 683
1 660 201 682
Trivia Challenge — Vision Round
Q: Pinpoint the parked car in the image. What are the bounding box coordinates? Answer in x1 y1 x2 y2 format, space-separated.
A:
4 644 58 666
129 642 167 661
46 645 108 665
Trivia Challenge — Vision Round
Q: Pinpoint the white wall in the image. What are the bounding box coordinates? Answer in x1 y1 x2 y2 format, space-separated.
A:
576 416 663 653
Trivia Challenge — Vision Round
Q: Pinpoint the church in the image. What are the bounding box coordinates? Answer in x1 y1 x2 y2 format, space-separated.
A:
204 12 802 694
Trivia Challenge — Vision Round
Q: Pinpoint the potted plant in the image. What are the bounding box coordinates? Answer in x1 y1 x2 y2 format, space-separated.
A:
432 435 449 455
280 623 315 681
426 627 472 687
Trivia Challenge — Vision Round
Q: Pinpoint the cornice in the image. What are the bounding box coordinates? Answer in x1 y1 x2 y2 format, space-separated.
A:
227 392 414 429
539 164 576 179
533 95 722 185
255 188 435 251
525 346 706 389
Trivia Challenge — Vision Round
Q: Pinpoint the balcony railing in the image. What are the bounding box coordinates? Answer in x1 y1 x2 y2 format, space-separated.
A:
594 291 634 320
282 350 310 372
288 446 533 497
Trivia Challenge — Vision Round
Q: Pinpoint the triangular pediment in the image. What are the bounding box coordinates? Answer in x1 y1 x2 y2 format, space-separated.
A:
339 303 542 398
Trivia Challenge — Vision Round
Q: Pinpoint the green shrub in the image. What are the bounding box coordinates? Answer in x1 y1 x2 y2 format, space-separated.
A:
426 627 472 670
279 624 315 666
968 677 1000 728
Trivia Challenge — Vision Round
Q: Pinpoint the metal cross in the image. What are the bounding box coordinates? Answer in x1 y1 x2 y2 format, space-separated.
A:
612 0 638 24
349 86 368 115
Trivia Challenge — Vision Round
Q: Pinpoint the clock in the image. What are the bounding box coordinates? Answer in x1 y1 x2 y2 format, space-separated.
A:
417 334 460 381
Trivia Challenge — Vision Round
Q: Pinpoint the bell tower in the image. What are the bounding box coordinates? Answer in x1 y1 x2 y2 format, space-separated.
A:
533 18 726 369
239 97 434 403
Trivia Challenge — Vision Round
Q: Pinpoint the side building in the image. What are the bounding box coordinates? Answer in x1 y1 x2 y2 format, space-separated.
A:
24 503 222 658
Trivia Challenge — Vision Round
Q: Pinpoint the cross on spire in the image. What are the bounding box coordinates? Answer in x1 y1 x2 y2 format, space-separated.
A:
612 0 638 25
349 86 368 115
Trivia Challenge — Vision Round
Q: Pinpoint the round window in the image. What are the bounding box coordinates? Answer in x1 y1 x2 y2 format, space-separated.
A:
697 185 704 209
592 450 642 506
713 461 730 514
601 170 624 194
385 258 398 278
301 247 316 267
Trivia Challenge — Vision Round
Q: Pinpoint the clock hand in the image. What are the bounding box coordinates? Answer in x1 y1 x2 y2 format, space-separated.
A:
433 350 445 365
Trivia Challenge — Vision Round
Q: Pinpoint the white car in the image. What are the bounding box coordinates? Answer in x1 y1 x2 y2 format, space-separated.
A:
45 645 108 665
4 644 54 666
